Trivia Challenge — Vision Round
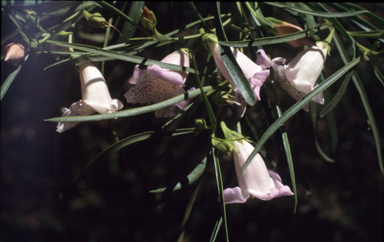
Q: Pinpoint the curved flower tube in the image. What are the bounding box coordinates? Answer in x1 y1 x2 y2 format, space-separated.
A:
203 34 271 116
56 57 123 133
272 41 329 111
124 49 193 118
223 140 294 204
207 41 271 101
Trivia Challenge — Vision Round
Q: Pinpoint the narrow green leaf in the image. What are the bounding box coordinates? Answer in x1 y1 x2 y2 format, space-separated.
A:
177 180 202 242
193 54 217 132
117 1 143 43
371 61 384 87
188 2 213 32
150 157 207 193
215 2 256 106
348 30 384 39
73 128 196 181
323 84 339 153
212 148 229 242
3 7 24 30
328 3 379 31
1 54 28 100
315 139 335 163
311 3 356 59
74 1 99 12
243 57 361 174
210 217 222 242
41 2 77 16
320 70 354 118
332 31 383 173
341 3 384 27
311 102 335 163
297 3 317 30
244 2 274 29
218 44 257 106
352 73 383 173
219 23 331 47
46 40 198 74
276 106 298 213
45 86 213 122
265 2 368 18
97 1 152 37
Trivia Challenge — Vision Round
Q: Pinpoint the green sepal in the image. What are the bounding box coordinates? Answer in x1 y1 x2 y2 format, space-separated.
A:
212 121 248 154
140 6 157 31
54 31 73 38
83 10 108 29
212 91 235 106
220 121 244 141
195 119 209 130
211 136 236 155
153 27 172 42
265 17 285 24
201 30 218 51
319 27 335 55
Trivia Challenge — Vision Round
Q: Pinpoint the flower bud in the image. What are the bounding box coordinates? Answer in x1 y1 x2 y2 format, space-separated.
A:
83 10 108 29
4 42 28 66
140 6 157 31
266 17 315 48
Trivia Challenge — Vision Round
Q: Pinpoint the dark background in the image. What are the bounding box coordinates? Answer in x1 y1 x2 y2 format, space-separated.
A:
1 2 383 241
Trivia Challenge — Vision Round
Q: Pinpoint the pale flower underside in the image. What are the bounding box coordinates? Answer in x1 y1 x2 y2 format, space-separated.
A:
124 65 187 118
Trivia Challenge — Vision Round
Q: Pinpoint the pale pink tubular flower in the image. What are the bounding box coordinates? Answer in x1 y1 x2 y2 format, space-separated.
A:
223 140 293 204
124 49 194 118
56 57 123 133
271 41 329 112
203 34 271 116
207 40 271 101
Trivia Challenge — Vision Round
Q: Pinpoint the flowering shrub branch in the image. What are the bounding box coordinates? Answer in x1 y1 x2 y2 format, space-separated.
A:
1 2 383 241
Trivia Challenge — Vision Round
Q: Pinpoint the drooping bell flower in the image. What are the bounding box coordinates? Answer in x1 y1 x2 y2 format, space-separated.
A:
4 42 28 66
124 49 193 118
265 17 315 48
223 139 294 204
56 57 123 133
271 41 330 111
202 32 271 116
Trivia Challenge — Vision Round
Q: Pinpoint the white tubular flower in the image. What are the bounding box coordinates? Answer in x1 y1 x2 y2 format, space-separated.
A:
272 41 329 111
223 140 294 204
56 57 123 133
78 57 123 114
